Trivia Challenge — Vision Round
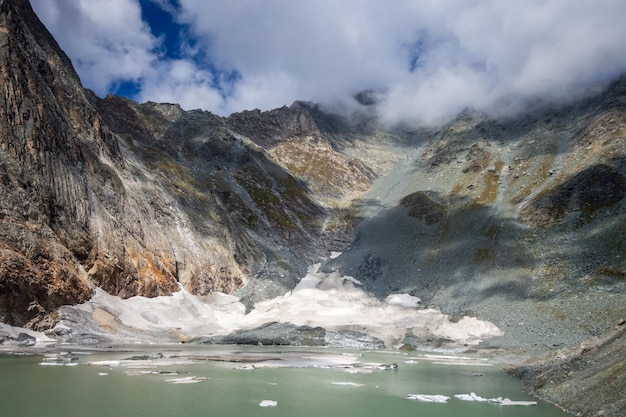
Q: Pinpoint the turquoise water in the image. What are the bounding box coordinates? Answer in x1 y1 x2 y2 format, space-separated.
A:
0 346 570 417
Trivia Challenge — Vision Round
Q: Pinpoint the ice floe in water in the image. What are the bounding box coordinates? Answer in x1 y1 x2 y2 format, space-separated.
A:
454 392 490 402
331 382 365 387
259 400 278 407
455 392 536 406
406 394 450 403
87 360 121 367
497 398 538 406
165 376 207 384
406 392 536 406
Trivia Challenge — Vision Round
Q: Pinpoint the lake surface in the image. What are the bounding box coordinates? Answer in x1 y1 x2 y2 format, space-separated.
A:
0 346 570 417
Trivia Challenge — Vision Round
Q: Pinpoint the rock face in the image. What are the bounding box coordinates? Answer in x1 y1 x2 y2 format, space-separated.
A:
192 322 385 349
0 0 373 327
1 0 97 327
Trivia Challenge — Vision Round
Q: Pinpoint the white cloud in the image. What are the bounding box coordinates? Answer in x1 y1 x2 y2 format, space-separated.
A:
222 71 299 115
31 0 626 125
137 59 225 110
30 0 158 95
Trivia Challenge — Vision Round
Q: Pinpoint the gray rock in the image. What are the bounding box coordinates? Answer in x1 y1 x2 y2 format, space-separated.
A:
324 330 385 349
190 322 385 348
193 322 326 346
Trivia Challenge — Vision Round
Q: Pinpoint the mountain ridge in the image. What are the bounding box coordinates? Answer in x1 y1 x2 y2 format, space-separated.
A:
1 0 624 338
1 0 387 327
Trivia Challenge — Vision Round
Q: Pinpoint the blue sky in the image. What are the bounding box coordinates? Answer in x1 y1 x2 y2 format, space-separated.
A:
30 0 626 125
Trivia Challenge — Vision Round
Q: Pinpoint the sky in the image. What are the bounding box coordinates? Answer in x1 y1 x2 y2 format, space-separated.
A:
30 0 626 126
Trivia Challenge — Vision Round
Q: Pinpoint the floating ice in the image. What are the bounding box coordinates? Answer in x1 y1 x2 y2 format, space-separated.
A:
165 376 207 384
259 400 278 407
454 392 537 406
331 382 365 387
87 360 121 367
454 392 489 402
497 398 537 406
406 394 450 403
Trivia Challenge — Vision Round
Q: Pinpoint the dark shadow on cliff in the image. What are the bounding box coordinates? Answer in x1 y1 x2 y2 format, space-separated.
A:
322 191 539 316
324 173 626 320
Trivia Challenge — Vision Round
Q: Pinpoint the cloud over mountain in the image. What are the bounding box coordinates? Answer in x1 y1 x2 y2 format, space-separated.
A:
31 0 626 125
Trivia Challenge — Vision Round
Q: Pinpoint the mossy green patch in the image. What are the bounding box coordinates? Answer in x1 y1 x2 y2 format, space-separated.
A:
473 247 496 265
400 191 446 224
590 266 626 283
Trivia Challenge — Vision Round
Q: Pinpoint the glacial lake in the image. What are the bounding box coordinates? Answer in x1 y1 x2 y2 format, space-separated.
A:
0 345 570 417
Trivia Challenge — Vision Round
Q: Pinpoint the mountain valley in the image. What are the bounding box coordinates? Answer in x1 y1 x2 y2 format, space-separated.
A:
0 1 625 416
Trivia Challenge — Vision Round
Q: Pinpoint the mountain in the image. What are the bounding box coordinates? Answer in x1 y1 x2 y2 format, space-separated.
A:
324 81 626 348
1 2 625 416
0 0 374 328
2 0 625 349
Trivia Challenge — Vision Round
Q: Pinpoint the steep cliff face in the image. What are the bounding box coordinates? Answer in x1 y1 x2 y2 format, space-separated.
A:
91 94 349 304
1 0 101 327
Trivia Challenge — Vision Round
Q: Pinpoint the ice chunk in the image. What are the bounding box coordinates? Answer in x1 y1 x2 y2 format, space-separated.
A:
454 393 537 406
386 294 421 308
259 400 278 407
165 376 207 384
331 382 365 387
406 394 450 403
496 398 537 406
454 392 489 402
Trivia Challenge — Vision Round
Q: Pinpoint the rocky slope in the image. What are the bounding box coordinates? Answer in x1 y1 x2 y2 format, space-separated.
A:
318 79 626 417
324 82 626 349
508 325 626 417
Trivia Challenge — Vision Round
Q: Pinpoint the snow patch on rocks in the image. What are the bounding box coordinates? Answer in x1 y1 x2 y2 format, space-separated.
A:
45 263 503 348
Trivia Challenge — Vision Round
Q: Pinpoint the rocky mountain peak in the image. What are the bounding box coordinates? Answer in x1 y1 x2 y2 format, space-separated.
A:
225 101 325 148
